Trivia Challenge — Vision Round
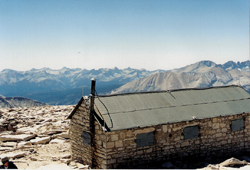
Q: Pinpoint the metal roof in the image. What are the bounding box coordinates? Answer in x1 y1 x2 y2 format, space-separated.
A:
93 85 250 131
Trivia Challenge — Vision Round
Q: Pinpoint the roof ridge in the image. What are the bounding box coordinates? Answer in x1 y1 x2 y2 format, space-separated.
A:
100 97 250 116
96 85 242 97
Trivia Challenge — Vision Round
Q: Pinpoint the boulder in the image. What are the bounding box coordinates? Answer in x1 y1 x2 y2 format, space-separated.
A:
49 139 65 144
205 164 220 169
17 126 40 134
61 154 71 159
37 110 44 115
69 161 77 169
18 141 31 146
17 141 32 149
30 157 38 161
0 151 26 159
0 142 16 147
0 119 8 124
76 162 89 169
220 157 249 167
55 132 70 139
0 147 12 151
46 129 65 135
0 134 36 142
30 137 50 145
60 159 71 164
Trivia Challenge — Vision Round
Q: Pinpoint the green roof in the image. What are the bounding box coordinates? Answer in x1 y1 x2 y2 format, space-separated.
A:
93 85 250 131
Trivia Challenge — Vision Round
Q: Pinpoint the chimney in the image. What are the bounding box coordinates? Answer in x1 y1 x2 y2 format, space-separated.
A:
90 78 96 113
89 78 96 168
91 78 96 96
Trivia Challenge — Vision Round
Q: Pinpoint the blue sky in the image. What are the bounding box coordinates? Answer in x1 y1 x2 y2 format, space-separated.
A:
0 0 249 71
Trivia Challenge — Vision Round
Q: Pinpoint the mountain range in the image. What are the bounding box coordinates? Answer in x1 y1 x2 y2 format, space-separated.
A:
0 67 165 105
0 60 249 105
111 60 250 94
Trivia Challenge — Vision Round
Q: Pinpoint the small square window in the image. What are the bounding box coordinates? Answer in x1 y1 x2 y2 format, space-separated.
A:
136 132 154 147
81 131 91 145
231 118 244 132
183 125 199 140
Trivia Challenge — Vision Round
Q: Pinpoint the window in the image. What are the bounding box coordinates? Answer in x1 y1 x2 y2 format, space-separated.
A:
81 131 91 145
183 125 199 140
136 132 154 147
231 118 244 132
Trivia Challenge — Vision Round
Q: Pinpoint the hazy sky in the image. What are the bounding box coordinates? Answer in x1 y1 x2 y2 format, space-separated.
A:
0 0 249 71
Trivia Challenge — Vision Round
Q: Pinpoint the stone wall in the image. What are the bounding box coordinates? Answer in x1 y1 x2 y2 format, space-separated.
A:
92 112 250 168
69 98 92 166
92 121 108 169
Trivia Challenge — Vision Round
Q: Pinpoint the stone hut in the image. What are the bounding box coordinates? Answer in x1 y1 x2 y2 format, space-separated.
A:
67 80 250 169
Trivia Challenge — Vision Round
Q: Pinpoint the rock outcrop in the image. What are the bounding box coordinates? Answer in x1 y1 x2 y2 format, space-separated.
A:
0 105 83 169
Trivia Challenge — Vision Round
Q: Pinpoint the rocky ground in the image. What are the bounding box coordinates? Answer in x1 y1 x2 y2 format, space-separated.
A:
0 105 89 169
1 105 250 169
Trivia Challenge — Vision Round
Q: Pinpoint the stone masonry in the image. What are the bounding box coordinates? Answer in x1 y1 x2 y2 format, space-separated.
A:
91 112 250 168
69 98 92 166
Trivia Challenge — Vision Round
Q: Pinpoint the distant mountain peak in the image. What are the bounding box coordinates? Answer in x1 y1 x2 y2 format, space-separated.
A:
198 60 216 67
111 60 250 95
1 69 16 73
222 61 238 69
113 67 119 70
221 60 250 70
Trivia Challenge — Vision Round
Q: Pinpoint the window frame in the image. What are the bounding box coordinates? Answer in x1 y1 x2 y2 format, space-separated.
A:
136 131 155 147
183 125 200 140
231 118 245 132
